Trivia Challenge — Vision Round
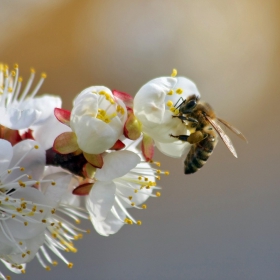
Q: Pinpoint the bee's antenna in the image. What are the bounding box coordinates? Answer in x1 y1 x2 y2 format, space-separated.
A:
174 97 184 109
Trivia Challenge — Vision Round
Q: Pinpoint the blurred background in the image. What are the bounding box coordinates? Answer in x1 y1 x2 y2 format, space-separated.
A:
1 0 280 279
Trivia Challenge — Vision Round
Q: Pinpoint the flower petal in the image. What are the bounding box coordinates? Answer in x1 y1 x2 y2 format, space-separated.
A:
0 139 13 174
86 181 116 221
95 150 141 181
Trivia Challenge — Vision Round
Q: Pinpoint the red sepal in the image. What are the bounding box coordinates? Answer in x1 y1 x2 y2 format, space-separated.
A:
72 183 93 196
109 140 125 150
54 108 71 126
112 89 134 108
141 133 154 161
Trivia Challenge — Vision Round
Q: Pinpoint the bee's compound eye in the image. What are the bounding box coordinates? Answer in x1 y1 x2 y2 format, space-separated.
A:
186 99 196 109
181 98 197 113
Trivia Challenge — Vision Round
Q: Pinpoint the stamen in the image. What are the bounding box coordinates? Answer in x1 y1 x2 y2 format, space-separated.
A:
171 69 177 77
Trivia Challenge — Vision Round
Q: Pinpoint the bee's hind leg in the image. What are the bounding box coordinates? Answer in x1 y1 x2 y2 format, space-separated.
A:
170 131 205 144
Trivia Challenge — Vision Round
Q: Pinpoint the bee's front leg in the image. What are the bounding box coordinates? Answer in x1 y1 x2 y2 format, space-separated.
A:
169 134 189 142
172 115 199 127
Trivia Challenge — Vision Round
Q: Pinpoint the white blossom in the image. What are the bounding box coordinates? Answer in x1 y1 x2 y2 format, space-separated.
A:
86 141 164 236
70 86 127 154
134 76 200 157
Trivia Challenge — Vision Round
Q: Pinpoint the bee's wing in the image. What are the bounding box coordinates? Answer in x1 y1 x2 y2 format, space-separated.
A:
205 115 238 158
217 118 248 143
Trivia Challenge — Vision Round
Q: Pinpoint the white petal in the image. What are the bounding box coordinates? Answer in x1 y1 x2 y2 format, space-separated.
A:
32 113 71 150
86 181 116 221
74 115 122 154
22 95 62 125
90 203 125 236
0 107 40 130
40 172 72 207
4 232 45 265
8 140 45 182
95 150 141 181
155 140 192 158
134 77 176 127
5 187 51 239
0 139 13 174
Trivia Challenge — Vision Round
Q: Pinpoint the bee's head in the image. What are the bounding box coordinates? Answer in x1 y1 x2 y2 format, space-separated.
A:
179 95 198 114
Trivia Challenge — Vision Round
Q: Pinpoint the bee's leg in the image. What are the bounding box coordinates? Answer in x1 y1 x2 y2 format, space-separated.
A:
172 115 199 126
170 131 206 144
170 134 189 142
187 131 206 144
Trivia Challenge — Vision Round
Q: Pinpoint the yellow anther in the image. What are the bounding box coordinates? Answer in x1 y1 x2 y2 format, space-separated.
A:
134 189 138 193
86 229 91 234
138 176 142 180
18 77 23 82
11 70 16 77
34 145 39 149
5 197 9 201
39 209 44 213
78 233 83 239
30 68 35 73
137 220 142 225
21 269 26 274
22 253 26 258
156 170 161 174
50 223 55 226
156 176 160 180
12 214 15 218
68 263 73 269
176 88 183 94
167 90 174 95
53 261 58 266
20 167 25 171
26 250 30 255
75 219 81 224
142 204 147 209
51 181 56 186
51 208 56 214
14 63 19 69
128 196 133 200
131 202 135 207
42 219 47 223
164 171 170 175
19 241 23 245
27 175 32 179
7 169 12 174
45 266 51 271
174 109 180 115
41 73 47 78
156 192 161 197
170 106 176 112
24 222 28 226
171 69 177 77
99 90 106 95
6 276 11 280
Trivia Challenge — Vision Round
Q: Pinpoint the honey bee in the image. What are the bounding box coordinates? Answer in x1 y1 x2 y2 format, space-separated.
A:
170 95 247 174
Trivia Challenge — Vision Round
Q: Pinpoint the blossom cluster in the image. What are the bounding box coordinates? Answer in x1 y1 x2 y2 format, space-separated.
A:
0 64 200 279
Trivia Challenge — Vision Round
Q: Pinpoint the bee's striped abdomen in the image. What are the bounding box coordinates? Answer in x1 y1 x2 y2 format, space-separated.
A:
184 130 217 174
